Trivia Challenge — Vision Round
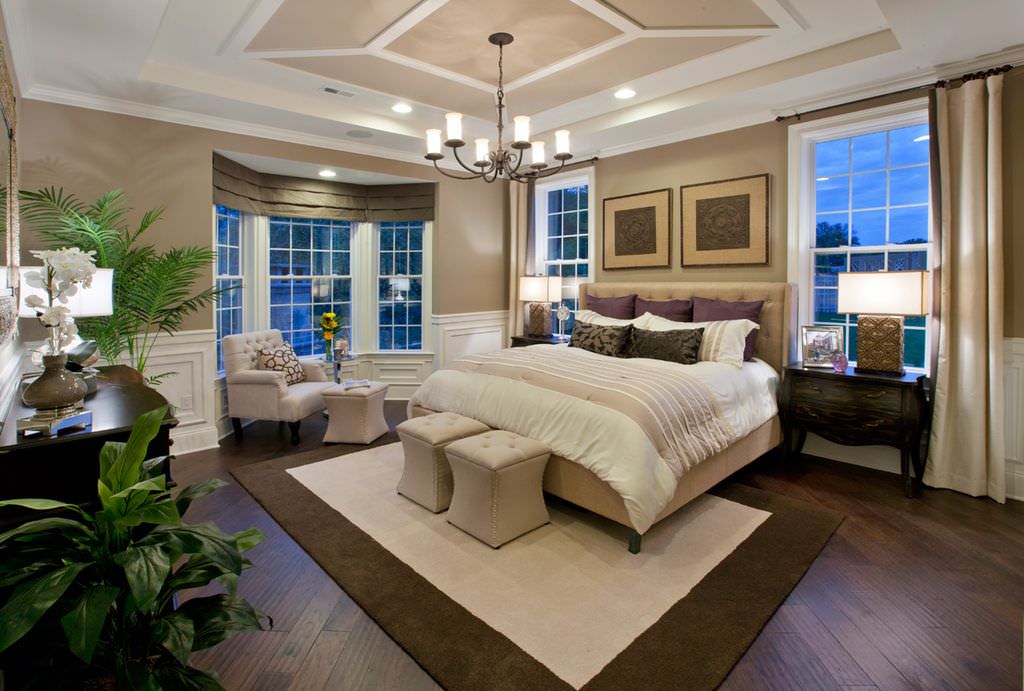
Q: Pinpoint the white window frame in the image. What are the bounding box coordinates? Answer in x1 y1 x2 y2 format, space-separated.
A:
786 98 933 372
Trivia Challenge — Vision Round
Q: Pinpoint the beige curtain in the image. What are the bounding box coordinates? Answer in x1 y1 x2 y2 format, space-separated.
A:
507 182 531 341
926 73 1005 502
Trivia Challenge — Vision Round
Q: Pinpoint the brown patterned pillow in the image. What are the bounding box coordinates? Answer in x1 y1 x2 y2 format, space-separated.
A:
257 342 305 385
569 322 631 357
625 326 704 365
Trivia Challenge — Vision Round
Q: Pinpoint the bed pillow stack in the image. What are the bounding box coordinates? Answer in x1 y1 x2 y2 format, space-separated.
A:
638 314 757 368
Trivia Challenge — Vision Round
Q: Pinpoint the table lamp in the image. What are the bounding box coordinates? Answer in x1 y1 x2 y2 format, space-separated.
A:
17 267 114 318
837 270 927 376
519 275 561 337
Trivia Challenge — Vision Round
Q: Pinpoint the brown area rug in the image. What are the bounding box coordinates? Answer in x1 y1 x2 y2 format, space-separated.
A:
233 444 841 691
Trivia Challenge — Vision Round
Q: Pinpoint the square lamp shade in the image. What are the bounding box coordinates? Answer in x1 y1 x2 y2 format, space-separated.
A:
837 271 927 375
17 267 115 318
519 275 561 337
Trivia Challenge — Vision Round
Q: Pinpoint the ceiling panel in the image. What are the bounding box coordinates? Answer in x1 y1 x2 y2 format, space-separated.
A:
603 0 776 28
247 0 422 51
386 0 622 83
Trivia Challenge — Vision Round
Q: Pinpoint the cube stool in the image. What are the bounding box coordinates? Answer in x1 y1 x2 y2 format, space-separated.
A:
322 381 389 444
395 412 490 512
444 431 551 548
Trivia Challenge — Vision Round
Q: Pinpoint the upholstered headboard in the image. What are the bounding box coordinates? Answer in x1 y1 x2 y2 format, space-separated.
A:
579 282 796 372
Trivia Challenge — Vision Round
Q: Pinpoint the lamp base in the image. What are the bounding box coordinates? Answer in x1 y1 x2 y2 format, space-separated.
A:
855 315 905 376
18 405 92 437
526 302 552 337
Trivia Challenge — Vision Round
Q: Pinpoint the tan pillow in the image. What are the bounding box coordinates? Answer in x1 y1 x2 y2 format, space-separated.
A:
575 309 644 327
257 342 305 385
636 313 758 368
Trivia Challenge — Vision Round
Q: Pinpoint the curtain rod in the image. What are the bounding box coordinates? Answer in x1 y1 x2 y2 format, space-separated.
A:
774 63 1015 123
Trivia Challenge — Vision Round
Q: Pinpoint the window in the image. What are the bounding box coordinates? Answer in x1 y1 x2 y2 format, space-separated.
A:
268 217 352 357
377 221 424 350
534 172 594 335
214 205 243 372
790 102 932 370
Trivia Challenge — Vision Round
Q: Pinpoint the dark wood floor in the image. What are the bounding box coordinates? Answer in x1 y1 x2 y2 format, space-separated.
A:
175 406 1024 690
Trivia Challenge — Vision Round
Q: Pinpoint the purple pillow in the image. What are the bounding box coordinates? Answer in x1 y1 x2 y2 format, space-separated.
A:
635 297 693 322
692 297 765 361
585 294 636 320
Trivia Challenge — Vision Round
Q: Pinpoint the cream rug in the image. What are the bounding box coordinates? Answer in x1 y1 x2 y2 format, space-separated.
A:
287 442 770 689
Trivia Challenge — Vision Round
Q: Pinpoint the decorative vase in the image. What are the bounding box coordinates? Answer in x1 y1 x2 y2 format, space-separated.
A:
831 350 849 374
324 343 334 362
22 352 88 413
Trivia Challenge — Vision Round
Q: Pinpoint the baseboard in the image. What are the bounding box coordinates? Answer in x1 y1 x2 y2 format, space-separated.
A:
170 422 220 455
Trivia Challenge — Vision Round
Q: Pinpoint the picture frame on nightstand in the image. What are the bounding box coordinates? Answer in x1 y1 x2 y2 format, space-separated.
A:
800 325 843 367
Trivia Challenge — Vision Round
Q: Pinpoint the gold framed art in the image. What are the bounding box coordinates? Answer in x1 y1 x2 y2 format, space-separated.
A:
602 188 671 270
680 173 769 267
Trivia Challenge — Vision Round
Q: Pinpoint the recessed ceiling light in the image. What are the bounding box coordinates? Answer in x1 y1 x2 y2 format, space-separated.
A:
913 134 929 142
614 88 636 100
318 169 337 178
392 102 412 114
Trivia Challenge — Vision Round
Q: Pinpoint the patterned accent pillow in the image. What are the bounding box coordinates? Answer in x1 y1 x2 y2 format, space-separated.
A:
637 314 758 368
625 326 704 365
257 342 305 385
569 322 632 357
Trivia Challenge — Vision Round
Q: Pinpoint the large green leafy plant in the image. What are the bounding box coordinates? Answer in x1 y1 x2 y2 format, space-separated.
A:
20 188 220 382
0 406 270 689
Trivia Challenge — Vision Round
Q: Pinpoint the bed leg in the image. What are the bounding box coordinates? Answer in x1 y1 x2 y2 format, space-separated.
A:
628 531 642 554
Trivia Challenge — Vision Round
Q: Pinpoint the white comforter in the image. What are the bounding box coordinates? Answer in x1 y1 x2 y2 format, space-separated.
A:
410 345 779 533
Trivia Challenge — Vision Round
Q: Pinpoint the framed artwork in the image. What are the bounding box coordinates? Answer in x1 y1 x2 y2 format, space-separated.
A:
801 325 844 367
602 188 671 270
680 173 769 267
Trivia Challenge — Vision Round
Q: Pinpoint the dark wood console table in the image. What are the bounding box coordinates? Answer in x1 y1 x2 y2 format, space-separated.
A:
0 365 178 523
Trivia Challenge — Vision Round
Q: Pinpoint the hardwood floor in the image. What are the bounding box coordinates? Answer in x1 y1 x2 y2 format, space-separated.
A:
175 407 1024 690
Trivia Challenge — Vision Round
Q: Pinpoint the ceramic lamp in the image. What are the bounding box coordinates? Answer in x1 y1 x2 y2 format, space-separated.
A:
837 271 928 375
519 276 561 337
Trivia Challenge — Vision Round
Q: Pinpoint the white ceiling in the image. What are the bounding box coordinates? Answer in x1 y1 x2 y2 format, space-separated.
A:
4 0 1022 170
219 150 431 184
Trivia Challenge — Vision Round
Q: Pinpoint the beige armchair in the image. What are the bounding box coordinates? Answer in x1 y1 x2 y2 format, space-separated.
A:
222 329 333 444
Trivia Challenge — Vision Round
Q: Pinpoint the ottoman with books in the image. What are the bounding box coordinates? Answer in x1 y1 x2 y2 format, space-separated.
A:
322 380 389 444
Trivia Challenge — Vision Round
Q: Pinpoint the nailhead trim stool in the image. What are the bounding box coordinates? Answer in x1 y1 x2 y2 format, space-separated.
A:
322 382 389 444
444 431 551 548
395 412 490 512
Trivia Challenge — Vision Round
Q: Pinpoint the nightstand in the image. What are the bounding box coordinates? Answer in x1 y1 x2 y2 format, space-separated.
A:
510 334 570 347
779 362 930 498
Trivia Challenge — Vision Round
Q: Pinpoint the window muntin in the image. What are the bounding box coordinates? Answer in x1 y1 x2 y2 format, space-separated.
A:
268 217 352 357
377 221 424 350
215 205 243 372
538 183 590 334
810 122 930 368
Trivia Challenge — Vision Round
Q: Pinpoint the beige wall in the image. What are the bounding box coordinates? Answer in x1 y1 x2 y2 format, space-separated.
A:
1004 68 1023 338
17 100 508 332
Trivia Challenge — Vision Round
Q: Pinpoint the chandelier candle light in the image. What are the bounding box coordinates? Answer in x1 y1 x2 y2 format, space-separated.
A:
425 33 572 183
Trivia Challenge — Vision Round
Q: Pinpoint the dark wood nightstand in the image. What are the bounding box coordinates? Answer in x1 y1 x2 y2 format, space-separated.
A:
510 334 570 347
779 362 930 498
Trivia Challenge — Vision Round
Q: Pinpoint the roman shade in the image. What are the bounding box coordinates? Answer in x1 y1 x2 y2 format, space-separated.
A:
212 153 435 222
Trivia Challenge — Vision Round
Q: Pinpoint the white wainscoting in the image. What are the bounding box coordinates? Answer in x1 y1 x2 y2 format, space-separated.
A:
431 311 509 369
806 336 1024 501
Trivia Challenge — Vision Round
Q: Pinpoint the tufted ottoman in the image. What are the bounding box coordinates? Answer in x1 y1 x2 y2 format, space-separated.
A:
395 413 490 512
445 431 551 548
322 381 389 444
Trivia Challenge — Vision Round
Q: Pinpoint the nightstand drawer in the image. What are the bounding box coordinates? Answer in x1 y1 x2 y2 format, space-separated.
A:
791 377 902 414
791 403 904 445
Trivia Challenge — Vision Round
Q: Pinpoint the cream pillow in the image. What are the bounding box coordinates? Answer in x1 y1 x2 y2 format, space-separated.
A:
575 309 644 327
636 313 758 368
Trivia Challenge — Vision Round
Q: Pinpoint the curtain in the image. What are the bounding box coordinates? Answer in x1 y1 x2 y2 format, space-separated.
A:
212 153 435 222
506 182 533 341
925 73 1005 502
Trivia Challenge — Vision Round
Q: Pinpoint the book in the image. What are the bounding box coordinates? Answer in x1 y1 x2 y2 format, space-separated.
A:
342 379 371 390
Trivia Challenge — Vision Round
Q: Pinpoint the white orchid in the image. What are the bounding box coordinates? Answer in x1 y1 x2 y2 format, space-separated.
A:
24 247 98 354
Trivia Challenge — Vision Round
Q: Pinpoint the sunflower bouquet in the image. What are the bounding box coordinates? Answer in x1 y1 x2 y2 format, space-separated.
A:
320 311 347 360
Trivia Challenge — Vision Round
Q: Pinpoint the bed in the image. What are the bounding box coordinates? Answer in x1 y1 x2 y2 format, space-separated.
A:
410 282 795 552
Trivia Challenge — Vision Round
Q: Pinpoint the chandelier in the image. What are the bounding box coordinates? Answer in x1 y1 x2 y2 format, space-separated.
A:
424 32 572 183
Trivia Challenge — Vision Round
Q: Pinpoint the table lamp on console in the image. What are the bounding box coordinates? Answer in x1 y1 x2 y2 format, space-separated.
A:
837 270 928 376
519 275 561 337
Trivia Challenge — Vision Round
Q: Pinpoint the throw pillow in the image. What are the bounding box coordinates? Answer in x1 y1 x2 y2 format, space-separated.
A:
634 297 694 322
569 322 632 358
257 342 305 385
625 326 704 365
692 297 765 361
575 309 644 327
583 294 636 319
637 313 758 368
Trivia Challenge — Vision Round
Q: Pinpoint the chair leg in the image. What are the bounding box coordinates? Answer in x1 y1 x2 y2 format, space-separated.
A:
288 421 301 445
231 417 243 441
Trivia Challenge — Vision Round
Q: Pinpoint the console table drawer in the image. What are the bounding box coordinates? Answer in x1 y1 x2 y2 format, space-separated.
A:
791 403 903 445
791 377 902 414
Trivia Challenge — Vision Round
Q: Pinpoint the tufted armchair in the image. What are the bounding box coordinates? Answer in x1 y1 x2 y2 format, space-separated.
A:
222 329 333 444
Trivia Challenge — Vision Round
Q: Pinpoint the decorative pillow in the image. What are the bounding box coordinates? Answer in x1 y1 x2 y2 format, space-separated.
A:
575 309 643 327
637 314 758 368
583 294 636 320
635 297 693 322
691 297 765 361
568 322 632 358
625 326 704 365
257 342 305 385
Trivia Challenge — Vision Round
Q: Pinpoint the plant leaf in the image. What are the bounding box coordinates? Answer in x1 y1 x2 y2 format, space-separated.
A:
232 527 265 554
115 498 180 528
0 562 88 652
0 516 93 545
115 544 170 613
0 498 88 517
174 478 227 517
60 585 119 663
153 610 195 665
154 663 226 691
146 522 244 575
178 594 270 651
103 406 167 492
163 555 232 595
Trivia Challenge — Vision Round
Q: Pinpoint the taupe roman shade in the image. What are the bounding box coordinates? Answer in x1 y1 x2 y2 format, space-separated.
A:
213 153 434 222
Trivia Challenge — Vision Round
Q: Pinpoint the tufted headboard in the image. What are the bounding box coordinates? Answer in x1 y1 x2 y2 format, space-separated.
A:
579 282 796 372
